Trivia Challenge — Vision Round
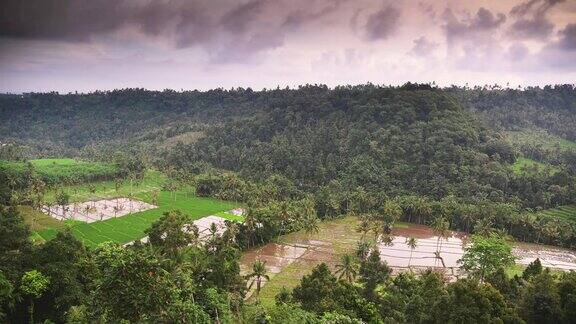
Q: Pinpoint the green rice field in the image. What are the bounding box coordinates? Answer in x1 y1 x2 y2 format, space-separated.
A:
539 205 576 222
0 158 121 185
35 190 239 247
512 157 559 175
43 169 166 203
506 129 576 151
20 167 241 247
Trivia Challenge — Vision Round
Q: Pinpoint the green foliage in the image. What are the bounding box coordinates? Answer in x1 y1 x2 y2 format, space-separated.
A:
2 85 576 323
145 210 197 256
431 278 519 323
20 270 50 298
0 272 14 321
0 159 121 186
459 234 515 280
523 258 543 280
512 157 559 175
358 248 391 298
520 270 562 323
0 206 31 280
292 263 380 322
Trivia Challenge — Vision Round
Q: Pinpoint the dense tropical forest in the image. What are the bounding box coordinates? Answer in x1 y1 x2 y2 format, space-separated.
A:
2 84 576 323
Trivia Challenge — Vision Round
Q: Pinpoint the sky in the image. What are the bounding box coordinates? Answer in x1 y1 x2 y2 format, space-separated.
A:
0 0 575 93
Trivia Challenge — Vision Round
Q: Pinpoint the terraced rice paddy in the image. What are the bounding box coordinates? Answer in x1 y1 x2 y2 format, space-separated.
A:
0 158 121 185
244 216 576 305
539 205 576 221
36 190 239 247
43 198 157 222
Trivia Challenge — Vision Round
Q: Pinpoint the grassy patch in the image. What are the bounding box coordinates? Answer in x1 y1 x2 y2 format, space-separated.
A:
506 129 576 151
539 205 576 222
214 210 244 222
512 157 559 175
35 169 240 248
38 190 239 247
505 264 525 278
0 158 120 186
43 170 166 203
18 205 66 232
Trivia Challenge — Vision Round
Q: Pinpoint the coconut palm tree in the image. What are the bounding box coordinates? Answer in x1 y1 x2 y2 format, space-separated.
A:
151 189 159 206
431 217 450 266
302 213 320 243
245 260 269 296
473 218 494 236
356 217 371 240
380 233 394 246
224 220 240 243
405 237 418 269
335 254 358 283
356 240 373 261
208 222 219 239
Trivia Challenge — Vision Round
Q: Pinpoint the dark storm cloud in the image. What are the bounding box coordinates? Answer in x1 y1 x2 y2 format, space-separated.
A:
537 23 576 70
508 0 565 40
410 36 438 57
364 6 400 41
0 0 136 41
443 7 506 43
282 0 347 28
0 0 347 62
558 23 576 50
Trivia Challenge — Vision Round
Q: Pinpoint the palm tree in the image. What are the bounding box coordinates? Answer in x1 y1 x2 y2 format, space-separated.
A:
356 217 371 240
356 240 373 261
151 189 159 206
224 220 240 243
335 254 358 283
431 217 450 266
245 260 270 296
243 208 259 248
278 201 292 234
473 218 493 236
302 213 320 243
208 222 219 239
405 237 418 269
380 233 394 246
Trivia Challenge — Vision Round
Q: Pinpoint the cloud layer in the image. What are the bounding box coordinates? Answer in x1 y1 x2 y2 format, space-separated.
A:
0 0 574 92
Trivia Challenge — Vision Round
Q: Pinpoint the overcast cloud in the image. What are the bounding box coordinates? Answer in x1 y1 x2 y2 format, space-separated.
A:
0 0 575 92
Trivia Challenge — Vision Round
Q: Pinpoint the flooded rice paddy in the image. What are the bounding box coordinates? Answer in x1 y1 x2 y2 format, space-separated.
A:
43 198 157 223
241 216 576 302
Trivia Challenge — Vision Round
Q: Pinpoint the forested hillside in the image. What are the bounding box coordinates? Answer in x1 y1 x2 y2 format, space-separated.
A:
2 85 575 209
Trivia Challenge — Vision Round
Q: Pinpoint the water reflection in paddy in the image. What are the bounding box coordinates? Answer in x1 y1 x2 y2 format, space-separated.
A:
240 218 576 299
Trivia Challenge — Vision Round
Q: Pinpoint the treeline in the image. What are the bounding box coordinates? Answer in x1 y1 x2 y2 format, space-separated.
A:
0 160 122 187
194 171 576 248
0 156 145 206
451 85 576 141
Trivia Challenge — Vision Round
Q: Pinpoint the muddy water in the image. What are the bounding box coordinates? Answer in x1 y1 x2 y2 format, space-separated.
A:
240 243 308 299
514 243 576 271
240 243 307 274
385 224 576 271
378 224 467 269
240 219 576 299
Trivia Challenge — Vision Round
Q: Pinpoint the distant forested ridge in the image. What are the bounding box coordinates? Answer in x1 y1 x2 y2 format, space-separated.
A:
1 85 576 213
451 85 576 140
